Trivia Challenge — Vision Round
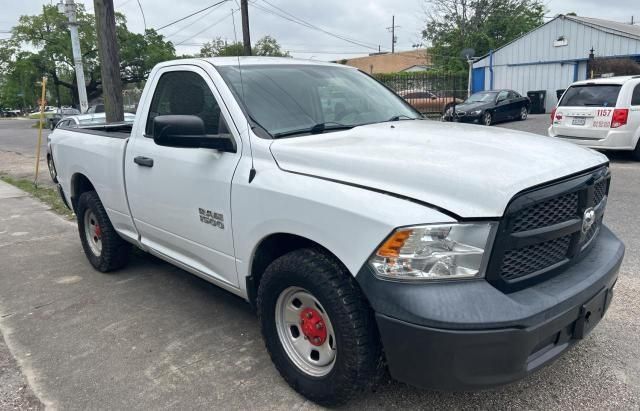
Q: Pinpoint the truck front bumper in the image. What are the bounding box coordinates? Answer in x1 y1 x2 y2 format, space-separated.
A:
357 225 624 390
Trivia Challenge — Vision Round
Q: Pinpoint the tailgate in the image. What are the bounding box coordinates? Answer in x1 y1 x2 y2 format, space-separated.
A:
551 83 622 139
552 107 613 139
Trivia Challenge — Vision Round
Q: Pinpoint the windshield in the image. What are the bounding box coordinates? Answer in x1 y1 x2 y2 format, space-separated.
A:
216 64 420 137
465 92 497 103
559 84 621 107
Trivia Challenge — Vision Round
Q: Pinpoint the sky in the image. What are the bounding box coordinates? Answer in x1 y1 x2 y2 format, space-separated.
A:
1 0 639 61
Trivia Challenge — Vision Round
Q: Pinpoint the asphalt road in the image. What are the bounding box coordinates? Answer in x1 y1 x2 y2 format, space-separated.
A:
0 119 49 156
0 117 639 409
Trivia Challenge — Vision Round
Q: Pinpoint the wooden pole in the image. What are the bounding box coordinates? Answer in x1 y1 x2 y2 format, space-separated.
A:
240 0 251 56
94 0 124 123
34 77 47 185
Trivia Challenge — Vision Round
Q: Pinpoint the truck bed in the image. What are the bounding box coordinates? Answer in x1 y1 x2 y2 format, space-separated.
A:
66 122 133 139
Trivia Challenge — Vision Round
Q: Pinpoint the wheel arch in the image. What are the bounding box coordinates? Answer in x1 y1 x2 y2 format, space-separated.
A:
70 172 96 213
246 232 351 308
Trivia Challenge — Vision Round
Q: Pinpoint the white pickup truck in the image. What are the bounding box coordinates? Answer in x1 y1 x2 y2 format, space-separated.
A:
49 57 624 405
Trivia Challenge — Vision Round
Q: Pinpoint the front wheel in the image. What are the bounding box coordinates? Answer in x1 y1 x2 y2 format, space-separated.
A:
257 249 382 406
482 111 493 126
77 191 130 272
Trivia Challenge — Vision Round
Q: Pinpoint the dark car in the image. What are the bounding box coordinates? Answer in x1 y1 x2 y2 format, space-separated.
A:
446 90 530 126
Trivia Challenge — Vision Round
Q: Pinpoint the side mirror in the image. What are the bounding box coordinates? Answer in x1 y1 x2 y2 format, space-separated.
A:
152 115 236 153
497 97 507 103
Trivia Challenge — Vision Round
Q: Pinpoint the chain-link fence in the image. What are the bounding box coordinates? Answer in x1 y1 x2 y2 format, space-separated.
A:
374 71 468 116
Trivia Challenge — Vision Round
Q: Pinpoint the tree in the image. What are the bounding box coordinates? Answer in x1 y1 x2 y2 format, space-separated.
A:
422 0 545 70
1 5 175 109
199 35 289 58
254 35 289 57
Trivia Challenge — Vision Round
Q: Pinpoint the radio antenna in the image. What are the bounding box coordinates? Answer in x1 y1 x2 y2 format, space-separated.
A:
231 8 256 183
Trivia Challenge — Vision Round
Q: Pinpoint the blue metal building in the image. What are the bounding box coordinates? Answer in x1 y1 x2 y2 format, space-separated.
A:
472 15 640 112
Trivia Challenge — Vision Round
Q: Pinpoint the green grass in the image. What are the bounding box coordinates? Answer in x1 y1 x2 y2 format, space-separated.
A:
0 174 75 220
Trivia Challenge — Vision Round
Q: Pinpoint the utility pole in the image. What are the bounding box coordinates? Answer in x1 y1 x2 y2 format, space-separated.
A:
240 0 251 56
58 0 88 113
94 0 124 123
387 16 399 54
467 58 474 98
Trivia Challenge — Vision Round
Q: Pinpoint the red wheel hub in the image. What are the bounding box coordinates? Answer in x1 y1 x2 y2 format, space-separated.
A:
94 224 102 238
300 307 327 346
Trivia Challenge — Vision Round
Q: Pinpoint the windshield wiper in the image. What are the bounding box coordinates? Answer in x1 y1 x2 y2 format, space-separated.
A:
273 122 355 138
388 114 419 121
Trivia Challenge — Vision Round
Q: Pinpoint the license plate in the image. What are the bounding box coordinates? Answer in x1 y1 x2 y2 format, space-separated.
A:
574 288 609 339
572 117 586 126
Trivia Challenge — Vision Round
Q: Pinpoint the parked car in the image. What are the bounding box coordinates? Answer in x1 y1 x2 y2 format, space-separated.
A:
48 108 81 130
548 76 640 160
28 106 57 120
0 108 20 117
397 89 463 114
52 112 136 129
446 89 530 125
48 57 623 406
85 104 105 114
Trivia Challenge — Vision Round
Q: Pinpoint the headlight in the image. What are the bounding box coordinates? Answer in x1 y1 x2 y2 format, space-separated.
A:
471 109 482 115
369 223 496 281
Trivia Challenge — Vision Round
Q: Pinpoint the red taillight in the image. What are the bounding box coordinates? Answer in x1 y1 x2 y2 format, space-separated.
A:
550 107 556 123
611 108 628 128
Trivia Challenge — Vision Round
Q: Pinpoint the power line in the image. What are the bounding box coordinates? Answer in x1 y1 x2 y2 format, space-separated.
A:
252 0 381 51
174 9 236 46
259 0 379 49
136 0 147 31
156 0 229 31
115 0 133 8
165 2 227 39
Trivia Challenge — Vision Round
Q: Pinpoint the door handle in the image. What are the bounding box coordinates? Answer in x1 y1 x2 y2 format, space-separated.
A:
134 156 154 167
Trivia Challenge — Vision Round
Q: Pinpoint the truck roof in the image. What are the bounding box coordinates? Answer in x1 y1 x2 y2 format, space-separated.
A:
570 75 640 86
157 56 354 69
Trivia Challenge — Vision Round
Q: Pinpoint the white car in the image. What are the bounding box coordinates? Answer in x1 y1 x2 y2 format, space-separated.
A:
49 57 624 405
548 75 640 159
54 112 136 129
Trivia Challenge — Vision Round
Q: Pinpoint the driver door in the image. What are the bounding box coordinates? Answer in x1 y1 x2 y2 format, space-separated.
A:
494 90 511 121
125 65 242 288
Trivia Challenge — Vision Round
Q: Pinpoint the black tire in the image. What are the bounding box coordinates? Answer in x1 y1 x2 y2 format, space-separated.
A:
257 248 383 406
482 111 493 126
443 103 454 116
518 106 528 121
49 120 55 130
46 154 58 184
76 191 130 272
632 139 640 161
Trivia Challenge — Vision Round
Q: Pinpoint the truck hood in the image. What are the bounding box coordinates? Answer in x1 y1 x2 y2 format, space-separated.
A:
269 120 608 218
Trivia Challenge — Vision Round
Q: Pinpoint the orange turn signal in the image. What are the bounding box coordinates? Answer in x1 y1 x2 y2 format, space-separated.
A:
377 229 413 258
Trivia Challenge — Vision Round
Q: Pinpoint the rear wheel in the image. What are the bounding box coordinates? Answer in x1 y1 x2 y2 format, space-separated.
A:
257 249 382 406
519 106 528 121
47 154 58 184
483 111 493 126
632 139 640 161
77 191 130 272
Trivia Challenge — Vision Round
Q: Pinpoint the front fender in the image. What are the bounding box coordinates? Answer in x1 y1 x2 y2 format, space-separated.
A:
231 163 456 283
